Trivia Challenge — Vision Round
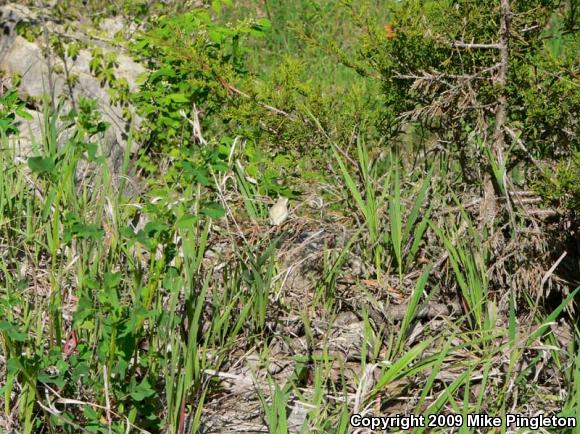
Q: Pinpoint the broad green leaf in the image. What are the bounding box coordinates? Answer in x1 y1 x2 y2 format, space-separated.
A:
176 214 198 229
28 156 55 175
201 203 225 219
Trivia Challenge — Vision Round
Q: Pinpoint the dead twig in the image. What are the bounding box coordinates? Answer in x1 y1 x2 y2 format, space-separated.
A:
449 41 502 49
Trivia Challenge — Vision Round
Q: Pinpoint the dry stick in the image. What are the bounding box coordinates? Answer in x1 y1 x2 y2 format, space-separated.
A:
179 104 207 145
103 366 113 434
491 0 510 192
394 63 501 82
450 41 502 49
505 126 544 173
436 197 482 216
480 0 513 228
353 363 377 415
504 127 562 221
36 2 55 111
222 81 294 119
211 170 248 245
527 251 568 338
59 46 77 112
497 0 518 229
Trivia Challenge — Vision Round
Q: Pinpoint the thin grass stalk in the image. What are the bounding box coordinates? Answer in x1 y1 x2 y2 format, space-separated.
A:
389 168 403 280
395 265 431 354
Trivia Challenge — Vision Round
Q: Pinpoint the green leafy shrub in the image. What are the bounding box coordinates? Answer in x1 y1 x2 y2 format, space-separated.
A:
0 89 33 136
339 0 578 180
536 151 580 213
131 10 270 154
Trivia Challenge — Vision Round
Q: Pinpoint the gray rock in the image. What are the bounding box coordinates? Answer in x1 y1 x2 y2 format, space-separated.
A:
0 3 146 195
99 17 125 37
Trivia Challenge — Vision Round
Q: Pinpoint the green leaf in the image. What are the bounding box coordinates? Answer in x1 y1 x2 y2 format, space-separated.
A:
168 93 189 103
144 221 170 236
120 226 136 239
65 222 104 242
130 378 155 401
211 0 222 15
160 116 180 128
28 156 55 175
16 108 33 120
38 372 66 389
250 18 272 36
176 214 198 229
82 405 99 422
104 272 122 289
0 320 27 342
6 359 20 375
201 203 225 219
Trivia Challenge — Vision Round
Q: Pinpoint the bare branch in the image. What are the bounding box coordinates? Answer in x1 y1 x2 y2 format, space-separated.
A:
394 63 501 82
224 82 295 119
480 0 513 226
505 126 544 172
450 41 502 49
